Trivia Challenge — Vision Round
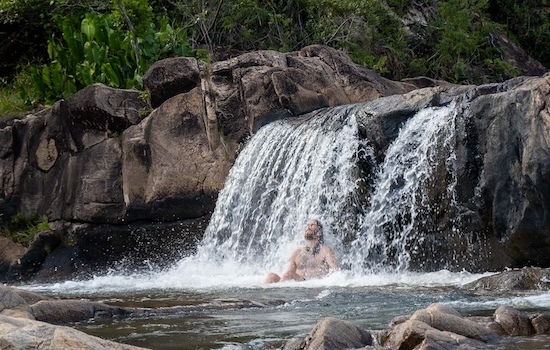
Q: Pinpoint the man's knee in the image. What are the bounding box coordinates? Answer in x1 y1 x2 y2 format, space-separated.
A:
264 272 281 283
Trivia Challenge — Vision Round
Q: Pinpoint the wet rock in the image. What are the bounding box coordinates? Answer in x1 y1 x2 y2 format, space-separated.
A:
8 230 62 280
0 286 147 348
463 267 550 293
494 305 535 336
30 299 130 324
285 317 373 350
531 312 550 334
418 329 488 350
0 237 25 281
0 314 148 350
381 319 435 349
410 303 498 342
0 285 30 312
380 303 500 349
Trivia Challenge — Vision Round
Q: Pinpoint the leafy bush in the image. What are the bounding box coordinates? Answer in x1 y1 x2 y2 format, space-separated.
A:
428 0 500 83
488 0 550 68
24 12 194 104
0 213 49 246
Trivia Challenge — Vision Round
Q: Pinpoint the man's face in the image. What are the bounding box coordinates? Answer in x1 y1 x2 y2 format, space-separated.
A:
304 220 321 240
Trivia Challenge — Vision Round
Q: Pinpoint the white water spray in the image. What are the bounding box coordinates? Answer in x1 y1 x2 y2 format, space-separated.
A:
195 104 368 273
194 100 460 276
345 103 459 272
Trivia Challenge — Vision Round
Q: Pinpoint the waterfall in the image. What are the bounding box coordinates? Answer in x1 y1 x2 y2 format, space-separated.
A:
345 102 459 273
196 101 460 274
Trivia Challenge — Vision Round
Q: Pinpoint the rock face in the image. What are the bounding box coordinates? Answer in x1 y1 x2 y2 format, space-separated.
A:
348 74 550 271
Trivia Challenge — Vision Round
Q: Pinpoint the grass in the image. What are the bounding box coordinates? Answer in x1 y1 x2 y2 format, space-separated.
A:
0 86 28 121
1 213 49 246
0 69 38 122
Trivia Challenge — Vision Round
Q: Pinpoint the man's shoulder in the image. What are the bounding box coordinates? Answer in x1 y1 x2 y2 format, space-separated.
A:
319 244 335 254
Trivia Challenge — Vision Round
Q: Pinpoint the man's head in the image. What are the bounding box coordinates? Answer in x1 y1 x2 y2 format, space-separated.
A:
304 219 323 241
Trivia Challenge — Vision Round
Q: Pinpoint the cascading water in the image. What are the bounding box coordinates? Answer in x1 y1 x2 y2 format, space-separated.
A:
194 100 463 276
345 102 459 273
195 104 369 274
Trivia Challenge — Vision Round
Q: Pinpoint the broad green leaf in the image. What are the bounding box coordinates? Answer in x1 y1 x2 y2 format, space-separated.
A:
41 65 51 87
81 15 96 41
76 62 95 86
50 62 64 92
102 63 120 87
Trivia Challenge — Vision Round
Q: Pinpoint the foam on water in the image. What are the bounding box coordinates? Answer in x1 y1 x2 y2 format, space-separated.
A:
23 265 492 294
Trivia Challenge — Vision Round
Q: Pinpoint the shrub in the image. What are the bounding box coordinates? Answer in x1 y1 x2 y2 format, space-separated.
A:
0 213 49 246
24 11 194 104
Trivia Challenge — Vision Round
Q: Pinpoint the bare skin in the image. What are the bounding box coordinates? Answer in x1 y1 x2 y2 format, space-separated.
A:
264 219 339 283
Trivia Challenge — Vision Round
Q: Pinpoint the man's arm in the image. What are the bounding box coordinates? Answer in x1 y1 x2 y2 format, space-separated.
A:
322 246 339 271
281 250 304 281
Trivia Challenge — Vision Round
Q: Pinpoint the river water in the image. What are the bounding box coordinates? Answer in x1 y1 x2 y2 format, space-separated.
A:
16 101 550 348
21 269 550 349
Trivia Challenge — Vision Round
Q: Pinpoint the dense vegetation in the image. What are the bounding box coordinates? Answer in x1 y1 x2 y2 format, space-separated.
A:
0 0 548 116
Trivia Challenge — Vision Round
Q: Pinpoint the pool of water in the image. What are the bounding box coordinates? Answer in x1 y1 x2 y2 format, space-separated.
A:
19 269 550 349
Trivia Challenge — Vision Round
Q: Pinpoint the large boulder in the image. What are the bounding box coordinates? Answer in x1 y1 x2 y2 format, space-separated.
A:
0 315 148 350
143 57 203 108
379 303 500 349
122 88 232 221
284 317 374 350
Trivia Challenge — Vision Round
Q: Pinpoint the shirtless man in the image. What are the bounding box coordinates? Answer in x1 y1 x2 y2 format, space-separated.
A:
264 219 339 283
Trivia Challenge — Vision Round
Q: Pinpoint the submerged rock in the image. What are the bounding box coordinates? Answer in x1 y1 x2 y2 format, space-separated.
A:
463 267 550 293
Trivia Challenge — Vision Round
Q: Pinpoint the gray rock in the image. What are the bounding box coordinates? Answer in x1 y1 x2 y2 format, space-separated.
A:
122 87 232 221
285 317 373 350
65 83 147 132
463 267 550 293
143 57 203 108
531 312 550 334
30 299 130 324
0 314 148 350
380 303 500 349
494 305 535 336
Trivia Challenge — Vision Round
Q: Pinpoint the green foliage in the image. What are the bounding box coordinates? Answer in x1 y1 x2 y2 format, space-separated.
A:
2 0 548 102
111 0 154 36
164 0 310 54
25 11 194 104
488 0 550 68
0 69 36 120
0 213 49 246
427 0 501 83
